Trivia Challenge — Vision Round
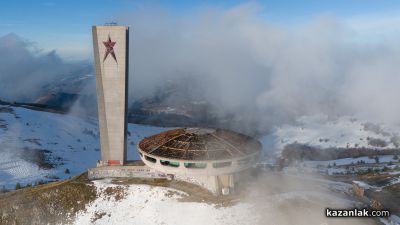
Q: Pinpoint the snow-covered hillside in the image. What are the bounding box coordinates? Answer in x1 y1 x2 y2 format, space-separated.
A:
0 105 167 189
262 114 400 156
73 180 257 225
71 175 375 225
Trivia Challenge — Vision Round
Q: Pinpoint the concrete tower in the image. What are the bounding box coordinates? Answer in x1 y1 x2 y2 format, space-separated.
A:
92 25 129 166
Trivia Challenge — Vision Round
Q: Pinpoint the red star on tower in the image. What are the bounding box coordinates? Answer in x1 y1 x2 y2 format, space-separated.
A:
103 35 117 63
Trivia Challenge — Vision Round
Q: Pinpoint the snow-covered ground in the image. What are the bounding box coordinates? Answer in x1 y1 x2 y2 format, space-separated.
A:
261 114 400 156
72 174 374 225
305 155 398 167
292 155 400 176
0 105 167 189
73 180 258 225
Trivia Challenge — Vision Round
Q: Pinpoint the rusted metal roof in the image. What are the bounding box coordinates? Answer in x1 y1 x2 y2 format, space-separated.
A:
138 128 262 161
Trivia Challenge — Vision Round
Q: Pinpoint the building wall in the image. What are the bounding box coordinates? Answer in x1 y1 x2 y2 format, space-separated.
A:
88 165 166 179
92 26 129 165
138 147 259 176
88 166 235 196
174 174 236 195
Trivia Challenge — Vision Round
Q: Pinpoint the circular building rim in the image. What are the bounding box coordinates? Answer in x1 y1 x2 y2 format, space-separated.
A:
138 146 261 176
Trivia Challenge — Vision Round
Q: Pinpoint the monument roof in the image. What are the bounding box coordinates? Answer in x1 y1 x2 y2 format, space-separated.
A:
138 128 262 161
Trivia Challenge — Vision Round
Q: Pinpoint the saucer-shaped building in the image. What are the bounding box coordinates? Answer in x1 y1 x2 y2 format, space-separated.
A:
138 128 262 195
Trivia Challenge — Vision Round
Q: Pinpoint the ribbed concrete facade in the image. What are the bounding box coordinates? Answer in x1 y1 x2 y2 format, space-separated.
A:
92 26 129 166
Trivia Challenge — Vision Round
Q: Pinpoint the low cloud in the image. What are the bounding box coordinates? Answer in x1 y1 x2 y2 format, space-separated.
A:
0 33 91 102
115 3 400 132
